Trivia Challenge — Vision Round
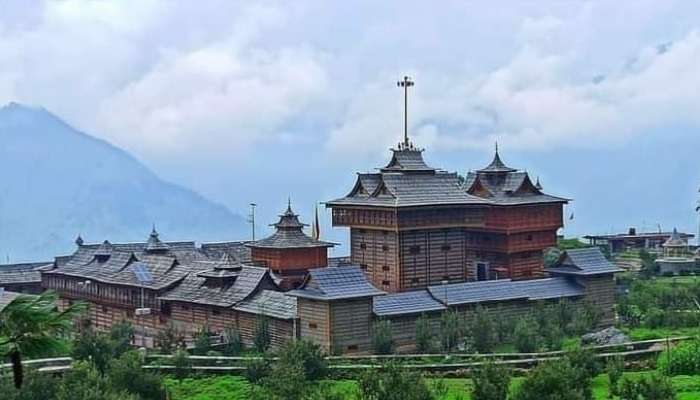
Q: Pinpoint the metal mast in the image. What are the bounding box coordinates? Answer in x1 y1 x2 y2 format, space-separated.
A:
397 76 414 147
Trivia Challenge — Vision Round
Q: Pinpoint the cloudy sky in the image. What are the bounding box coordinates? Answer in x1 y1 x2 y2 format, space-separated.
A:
1 1 700 246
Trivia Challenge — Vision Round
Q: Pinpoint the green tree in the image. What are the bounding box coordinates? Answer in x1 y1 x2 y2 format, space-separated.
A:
358 362 445 400
108 320 134 357
606 355 625 398
471 361 511 400
193 325 212 355
155 322 184 354
72 327 115 374
56 361 137 400
440 310 461 352
512 359 587 400
469 305 496 353
108 351 167 400
222 325 243 356
0 292 85 388
415 314 433 353
619 374 676 400
278 339 328 380
171 349 192 381
373 320 394 355
253 315 271 353
513 315 540 353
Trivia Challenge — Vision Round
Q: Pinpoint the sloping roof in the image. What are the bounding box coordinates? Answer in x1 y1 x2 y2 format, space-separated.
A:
381 148 435 172
548 247 623 276
0 262 50 284
373 290 446 317
159 265 273 307
236 290 297 319
145 228 170 252
427 277 583 306
0 290 23 312
200 241 252 263
247 204 335 249
464 169 569 206
664 228 687 247
477 150 517 173
287 266 385 300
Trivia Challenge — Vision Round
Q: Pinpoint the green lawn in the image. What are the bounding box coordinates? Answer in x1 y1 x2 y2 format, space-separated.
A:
623 326 700 341
165 373 700 399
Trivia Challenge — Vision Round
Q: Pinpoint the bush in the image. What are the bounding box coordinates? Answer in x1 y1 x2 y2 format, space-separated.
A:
245 357 272 384
619 374 676 400
440 310 461 352
471 361 511 400
193 325 212 355
415 314 433 353
108 351 167 400
469 305 496 353
172 349 192 381
657 340 700 376
512 359 588 400
253 316 271 353
108 320 134 357
606 355 625 397
373 320 394 355
155 323 184 354
513 315 540 353
71 327 116 374
57 361 137 400
222 325 243 356
278 339 327 380
358 362 445 400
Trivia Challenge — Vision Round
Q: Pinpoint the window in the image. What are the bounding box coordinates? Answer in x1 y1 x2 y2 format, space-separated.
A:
101 306 108 313
360 264 368 270
181 304 190 311
212 309 221 316
441 244 452 252
527 234 533 241
382 280 390 286
309 323 318 329
476 262 489 281
409 245 421 255
382 245 389 252
347 344 358 351
411 278 419 284
360 243 367 250
126 310 134 318
382 265 390 271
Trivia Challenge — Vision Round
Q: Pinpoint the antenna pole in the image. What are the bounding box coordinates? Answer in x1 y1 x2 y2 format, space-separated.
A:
397 76 414 147
249 203 257 242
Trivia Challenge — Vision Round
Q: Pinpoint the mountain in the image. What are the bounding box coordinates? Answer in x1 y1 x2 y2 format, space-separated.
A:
0 103 247 261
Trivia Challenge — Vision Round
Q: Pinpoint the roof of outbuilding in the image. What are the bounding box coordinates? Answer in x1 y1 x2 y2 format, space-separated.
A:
427 277 584 306
159 265 274 308
373 290 446 316
236 290 297 319
0 262 51 284
548 247 623 276
287 266 385 300
247 204 335 249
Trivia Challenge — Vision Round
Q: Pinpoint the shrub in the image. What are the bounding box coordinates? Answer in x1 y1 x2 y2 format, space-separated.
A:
222 325 243 356
108 351 167 400
155 322 184 354
606 355 624 397
57 361 137 400
278 339 327 380
71 327 116 375
440 310 461 352
108 320 134 357
172 349 192 381
657 340 700 375
245 357 272 384
253 316 271 353
469 305 496 353
415 314 433 353
193 325 212 355
373 320 394 355
512 359 588 400
471 361 511 400
619 374 676 400
358 362 445 400
513 315 539 353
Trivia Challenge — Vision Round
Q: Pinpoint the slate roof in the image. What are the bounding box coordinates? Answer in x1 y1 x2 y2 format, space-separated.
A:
287 266 385 300
145 228 170 252
0 290 23 312
464 170 568 206
476 149 517 173
427 277 583 306
0 262 51 284
248 204 335 249
373 290 446 317
327 148 488 208
200 241 252 263
548 248 624 276
159 265 274 308
236 290 297 319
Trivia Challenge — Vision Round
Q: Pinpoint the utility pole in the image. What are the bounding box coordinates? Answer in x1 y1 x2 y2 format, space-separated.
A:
397 76 414 147
248 203 257 242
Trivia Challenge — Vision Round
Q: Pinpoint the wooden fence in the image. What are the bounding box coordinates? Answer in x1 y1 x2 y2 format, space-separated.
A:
0 336 690 376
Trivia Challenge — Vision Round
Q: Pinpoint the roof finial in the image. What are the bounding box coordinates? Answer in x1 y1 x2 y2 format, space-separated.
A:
495 141 499 154
151 222 157 235
397 76 414 149
75 234 84 247
287 195 292 212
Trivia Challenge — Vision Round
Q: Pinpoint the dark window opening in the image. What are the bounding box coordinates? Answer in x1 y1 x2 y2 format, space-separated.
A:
382 265 390 271
101 306 108 314
382 280 390 286
212 309 221 316
476 262 489 282
309 323 318 329
347 344 358 351
360 243 367 250
441 244 451 252
411 278 419 284
409 245 421 255
360 264 368 270
181 304 190 311
527 235 533 241
382 245 389 251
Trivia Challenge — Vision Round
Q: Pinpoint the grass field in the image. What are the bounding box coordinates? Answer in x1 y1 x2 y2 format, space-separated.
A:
165 372 700 400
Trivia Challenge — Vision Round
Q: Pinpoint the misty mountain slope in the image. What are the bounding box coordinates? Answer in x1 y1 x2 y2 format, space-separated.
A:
0 103 247 261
